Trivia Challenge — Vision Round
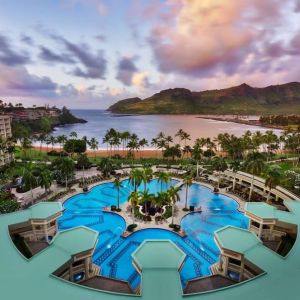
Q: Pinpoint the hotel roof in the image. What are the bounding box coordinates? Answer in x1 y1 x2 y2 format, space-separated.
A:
132 240 186 270
215 226 262 254
29 202 63 219
1 196 300 300
51 226 98 256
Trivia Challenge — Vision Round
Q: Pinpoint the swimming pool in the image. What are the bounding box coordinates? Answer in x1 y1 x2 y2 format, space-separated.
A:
58 179 249 289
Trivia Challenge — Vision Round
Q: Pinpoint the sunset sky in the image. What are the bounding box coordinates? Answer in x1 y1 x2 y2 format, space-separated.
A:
0 0 299 108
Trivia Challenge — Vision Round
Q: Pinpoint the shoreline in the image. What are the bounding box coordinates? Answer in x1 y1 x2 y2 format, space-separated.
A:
196 116 283 130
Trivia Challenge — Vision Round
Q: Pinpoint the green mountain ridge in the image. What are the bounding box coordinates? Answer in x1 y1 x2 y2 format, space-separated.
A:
108 82 300 115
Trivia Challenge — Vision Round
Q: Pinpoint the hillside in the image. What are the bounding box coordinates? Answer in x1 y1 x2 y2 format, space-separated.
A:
107 82 300 115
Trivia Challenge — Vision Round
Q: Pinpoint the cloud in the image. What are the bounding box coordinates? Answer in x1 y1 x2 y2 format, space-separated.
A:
116 57 138 85
20 34 34 46
94 34 106 42
132 71 150 89
62 0 108 15
39 46 75 64
0 34 31 66
50 34 107 79
0 63 58 97
148 0 300 82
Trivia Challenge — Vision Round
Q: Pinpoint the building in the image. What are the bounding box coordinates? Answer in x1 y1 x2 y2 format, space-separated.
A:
9 107 61 121
0 114 13 166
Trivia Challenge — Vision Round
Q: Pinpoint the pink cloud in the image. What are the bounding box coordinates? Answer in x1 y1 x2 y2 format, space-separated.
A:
148 0 300 86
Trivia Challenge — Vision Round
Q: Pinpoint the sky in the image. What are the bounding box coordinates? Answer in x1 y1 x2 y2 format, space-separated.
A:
0 0 299 109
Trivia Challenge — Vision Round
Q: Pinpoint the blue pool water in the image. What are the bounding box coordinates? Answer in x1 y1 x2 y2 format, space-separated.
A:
58 179 249 289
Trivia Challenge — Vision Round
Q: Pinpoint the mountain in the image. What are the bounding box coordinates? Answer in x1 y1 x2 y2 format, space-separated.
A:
107 82 300 115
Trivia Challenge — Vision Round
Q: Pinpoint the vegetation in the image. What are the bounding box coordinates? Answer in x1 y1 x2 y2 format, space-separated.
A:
2 118 300 218
0 191 20 213
108 82 300 115
260 115 300 127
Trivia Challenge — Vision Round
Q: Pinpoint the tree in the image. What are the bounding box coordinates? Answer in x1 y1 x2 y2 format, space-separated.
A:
21 137 32 158
128 191 140 224
163 144 181 160
129 169 143 192
142 168 153 191
56 135 67 154
113 177 123 209
38 169 52 201
212 157 228 188
64 139 86 156
182 175 193 210
230 160 242 191
77 154 90 185
59 158 75 189
49 136 57 151
22 163 38 205
167 186 182 225
98 158 113 177
89 137 99 160
40 117 52 133
244 152 266 201
69 131 77 139
139 189 155 215
265 165 282 203
0 192 20 213
157 171 171 192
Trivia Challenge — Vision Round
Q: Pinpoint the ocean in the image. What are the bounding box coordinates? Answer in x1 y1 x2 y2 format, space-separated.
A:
51 110 281 149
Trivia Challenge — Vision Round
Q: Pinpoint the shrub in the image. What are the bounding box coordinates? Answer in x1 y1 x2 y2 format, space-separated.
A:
127 224 137 232
173 224 181 232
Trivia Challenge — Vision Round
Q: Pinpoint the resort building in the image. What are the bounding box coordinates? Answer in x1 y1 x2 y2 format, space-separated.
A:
223 170 296 207
1 174 300 300
52 227 99 283
9 202 63 256
245 202 297 254
0 114 12 166
213 226 264 282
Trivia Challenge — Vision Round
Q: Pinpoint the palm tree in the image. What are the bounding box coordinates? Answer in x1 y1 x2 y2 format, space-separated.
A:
98 158 113 177
139 189 155 215
183 145 192 158
22 163 38 204
157 171 171 192
168 186 182 225
49 136 57 151
128 191 140 224
175 129 184 145
113 177 123 209
230 160 242 191
56 135 67 154
77 154 89 186
142 168 153 191
38 169 52 201
265 165 282 203
212 157 228 188
244 152 266 201
129 169 143 192
192 143 203 177
70 131 77 139
182 175 193 210
60 157 75 189
155 191 168 208
21 137 32 158
89 137 99 160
